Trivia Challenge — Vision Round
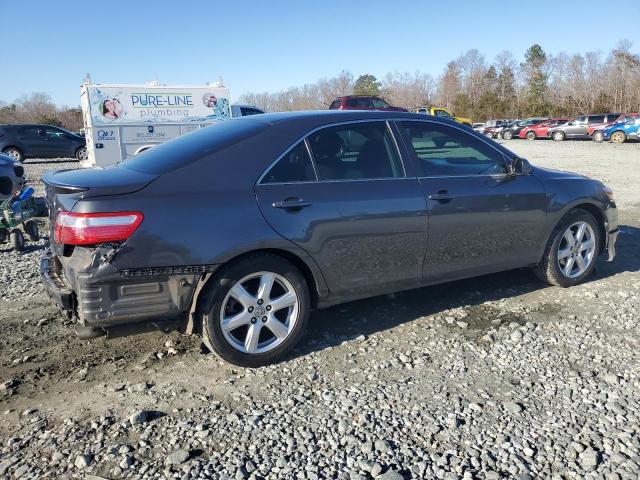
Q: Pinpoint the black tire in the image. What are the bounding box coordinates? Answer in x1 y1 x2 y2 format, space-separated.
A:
75 146 88 161
24 220 39 242
592 131 604 143
534 209 601 287
526 131 537 141
3 148 23 162
10 229 25 252
0 229 7 244
552 131 565 141
199 253 310 367
502 130 513 140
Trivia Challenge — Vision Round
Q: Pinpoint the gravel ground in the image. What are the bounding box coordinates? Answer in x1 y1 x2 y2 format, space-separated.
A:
1 142 639 480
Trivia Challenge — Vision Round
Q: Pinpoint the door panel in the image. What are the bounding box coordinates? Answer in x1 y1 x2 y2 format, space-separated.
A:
256 179 428 298
18 127 47 156
396 119 548 282
419 175 547 281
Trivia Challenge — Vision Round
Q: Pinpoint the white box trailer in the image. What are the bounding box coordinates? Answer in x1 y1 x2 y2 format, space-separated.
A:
80 82 231 167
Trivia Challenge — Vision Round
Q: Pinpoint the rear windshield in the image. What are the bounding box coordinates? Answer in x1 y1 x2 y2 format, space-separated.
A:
121 119 270 175
329 100 341 109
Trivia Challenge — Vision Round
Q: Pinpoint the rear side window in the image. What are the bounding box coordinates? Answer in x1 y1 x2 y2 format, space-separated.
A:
122 119 270 175
307 122 403 181
20 126 41 137
588 115 605 124
329 100 342 109
371 98 388 108
346 99 358 107
356 98 372 108
261 141 315 184
400 121 507 177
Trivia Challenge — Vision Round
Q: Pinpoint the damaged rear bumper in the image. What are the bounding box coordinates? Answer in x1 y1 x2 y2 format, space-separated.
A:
40 252 75 316
39 248 205 330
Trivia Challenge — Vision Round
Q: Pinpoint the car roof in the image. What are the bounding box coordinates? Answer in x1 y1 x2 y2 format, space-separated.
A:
235 109 442 125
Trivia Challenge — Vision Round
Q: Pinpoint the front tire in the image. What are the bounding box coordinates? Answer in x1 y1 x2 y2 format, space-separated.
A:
10 229 25 252
526 131 537 141
75 146 88 161
199 253 310 367
534 209 601 287
611 131 626 144
552 131 565 141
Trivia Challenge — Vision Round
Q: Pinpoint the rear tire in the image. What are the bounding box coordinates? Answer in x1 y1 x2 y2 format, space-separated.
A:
199 253 310 367
24 220 39 242
3 148 23 162
10 229 25 252
534 209 601 287
552 131 565 141
502 130 513 140
526 131 537 140
592 131 604 143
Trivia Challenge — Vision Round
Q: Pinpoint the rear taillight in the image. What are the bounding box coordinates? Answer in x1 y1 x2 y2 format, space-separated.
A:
54 211 143 245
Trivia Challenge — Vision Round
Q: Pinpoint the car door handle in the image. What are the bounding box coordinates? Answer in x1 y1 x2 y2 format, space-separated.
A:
272 198 311 210
428 191 454 202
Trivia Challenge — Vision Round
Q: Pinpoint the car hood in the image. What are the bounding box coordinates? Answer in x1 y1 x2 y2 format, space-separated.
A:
533 166 588 181
43 165 158 197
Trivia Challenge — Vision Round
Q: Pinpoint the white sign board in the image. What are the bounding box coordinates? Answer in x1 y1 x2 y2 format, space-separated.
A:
85 85 231 124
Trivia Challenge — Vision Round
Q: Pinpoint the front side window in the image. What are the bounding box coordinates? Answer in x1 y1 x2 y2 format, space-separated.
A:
307 122 403 181
261 141 315 184
346 98 358 108
44 127 65 138
356 98 373 108
399 121 507 177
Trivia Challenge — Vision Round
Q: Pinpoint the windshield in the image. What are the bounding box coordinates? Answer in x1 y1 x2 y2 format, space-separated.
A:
121 119 270 175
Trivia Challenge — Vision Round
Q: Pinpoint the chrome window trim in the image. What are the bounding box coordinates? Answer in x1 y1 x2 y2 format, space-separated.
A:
256 119 408 186
394 118 511 177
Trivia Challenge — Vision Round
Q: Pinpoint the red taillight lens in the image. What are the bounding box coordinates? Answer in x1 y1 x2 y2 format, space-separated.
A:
54 211 144 245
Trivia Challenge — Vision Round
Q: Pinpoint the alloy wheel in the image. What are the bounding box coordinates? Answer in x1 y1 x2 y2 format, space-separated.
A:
219 271 299 354
553 131 564 141
77 147 88 161
611 132 625 144
593 132 604 143
557 221 596 279
526 131 536 140
4 149 20 161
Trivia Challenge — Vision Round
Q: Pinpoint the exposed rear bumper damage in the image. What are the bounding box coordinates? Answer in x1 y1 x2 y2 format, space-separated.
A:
39 248 205 334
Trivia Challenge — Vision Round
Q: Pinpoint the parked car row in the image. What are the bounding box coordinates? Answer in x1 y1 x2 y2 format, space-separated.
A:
474 112 640 144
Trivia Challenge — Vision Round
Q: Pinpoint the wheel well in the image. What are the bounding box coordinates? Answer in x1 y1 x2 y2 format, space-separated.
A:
215 249 321 308
2 146 21 153
571 204 606 254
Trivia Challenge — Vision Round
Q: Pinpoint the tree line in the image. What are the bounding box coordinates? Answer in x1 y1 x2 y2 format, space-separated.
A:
2 41 639 130
0 92 83 132
240 41 640 121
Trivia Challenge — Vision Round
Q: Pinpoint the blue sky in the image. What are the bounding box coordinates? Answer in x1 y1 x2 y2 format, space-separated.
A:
1 0 638 106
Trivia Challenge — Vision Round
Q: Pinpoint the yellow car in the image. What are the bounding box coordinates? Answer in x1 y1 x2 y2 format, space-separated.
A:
412 106 472 127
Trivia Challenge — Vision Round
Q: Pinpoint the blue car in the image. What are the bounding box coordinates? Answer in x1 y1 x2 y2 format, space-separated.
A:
602 114 640 144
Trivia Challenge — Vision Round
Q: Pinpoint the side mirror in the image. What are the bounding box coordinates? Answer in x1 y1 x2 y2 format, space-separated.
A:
511 156 532 175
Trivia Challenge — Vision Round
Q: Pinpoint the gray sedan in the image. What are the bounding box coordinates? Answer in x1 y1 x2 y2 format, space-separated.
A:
40 111 618 366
